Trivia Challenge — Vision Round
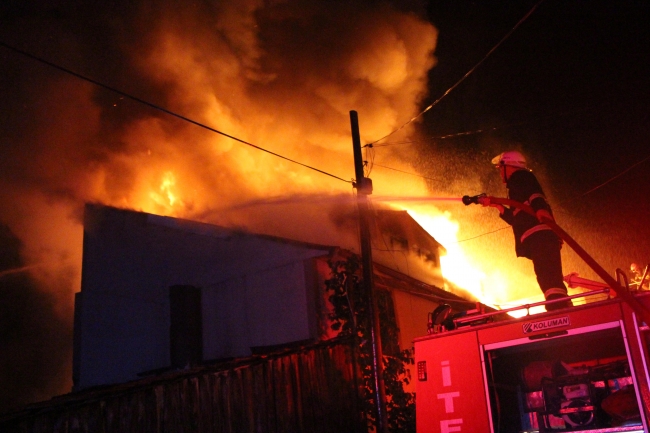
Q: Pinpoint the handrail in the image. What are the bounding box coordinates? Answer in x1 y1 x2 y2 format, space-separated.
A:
616 268 630 290
453 288 611 327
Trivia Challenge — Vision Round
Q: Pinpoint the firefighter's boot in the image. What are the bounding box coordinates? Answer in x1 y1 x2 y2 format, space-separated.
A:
544 289 573 311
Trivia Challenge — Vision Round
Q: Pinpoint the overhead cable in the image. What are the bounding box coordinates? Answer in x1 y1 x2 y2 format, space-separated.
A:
0 41 351 185
363 143 376 177
368 0 545 146
370 151 649 244
367 198 407 275
454 226 510 243
373 126 501 147
455 154 650 243
371 163 443 184
374 100 616 147
579 154 650 197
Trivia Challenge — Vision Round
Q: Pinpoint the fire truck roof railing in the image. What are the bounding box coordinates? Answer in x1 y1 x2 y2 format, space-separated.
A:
453 288 612 327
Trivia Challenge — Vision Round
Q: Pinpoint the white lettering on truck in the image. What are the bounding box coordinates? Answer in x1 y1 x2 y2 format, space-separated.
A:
522 316 570 334
437 360 463 431
440 419 463 433
441 360 452 386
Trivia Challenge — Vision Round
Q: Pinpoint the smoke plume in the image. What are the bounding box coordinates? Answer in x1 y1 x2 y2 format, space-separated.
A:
0 0 438 409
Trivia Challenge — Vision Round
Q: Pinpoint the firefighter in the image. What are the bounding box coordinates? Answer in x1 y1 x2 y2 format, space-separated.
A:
479 151 572 311
630 263 649 290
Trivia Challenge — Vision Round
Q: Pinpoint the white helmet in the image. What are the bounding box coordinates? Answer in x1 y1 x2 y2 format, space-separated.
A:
491 151 527 169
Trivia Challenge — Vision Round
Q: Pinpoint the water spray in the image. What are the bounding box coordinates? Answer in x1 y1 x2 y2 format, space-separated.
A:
224 194 466 211
372 196 464 204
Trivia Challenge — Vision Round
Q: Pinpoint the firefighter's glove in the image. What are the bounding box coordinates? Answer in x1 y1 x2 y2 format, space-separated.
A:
536 209 554 223
478 196 505 215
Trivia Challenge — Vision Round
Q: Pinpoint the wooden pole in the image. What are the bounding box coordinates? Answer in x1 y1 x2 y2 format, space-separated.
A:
350 110 388 433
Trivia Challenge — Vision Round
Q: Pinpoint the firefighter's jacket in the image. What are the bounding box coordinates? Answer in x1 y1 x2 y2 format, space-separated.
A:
499 169 554 259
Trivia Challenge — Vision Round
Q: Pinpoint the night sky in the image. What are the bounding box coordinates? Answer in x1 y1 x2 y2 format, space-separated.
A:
1 0 649 412
423 0 649 199
408 0 650 289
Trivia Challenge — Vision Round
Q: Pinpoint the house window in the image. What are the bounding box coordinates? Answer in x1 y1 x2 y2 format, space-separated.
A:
390 236 409 251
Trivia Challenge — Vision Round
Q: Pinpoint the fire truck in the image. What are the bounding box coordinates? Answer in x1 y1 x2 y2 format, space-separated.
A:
414 285 650 433
414 197 650 432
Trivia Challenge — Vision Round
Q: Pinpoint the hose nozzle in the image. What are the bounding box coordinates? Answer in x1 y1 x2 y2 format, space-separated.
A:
462 193 486 206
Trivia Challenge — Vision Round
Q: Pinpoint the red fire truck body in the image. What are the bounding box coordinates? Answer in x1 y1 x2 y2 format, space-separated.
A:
414 293 650 433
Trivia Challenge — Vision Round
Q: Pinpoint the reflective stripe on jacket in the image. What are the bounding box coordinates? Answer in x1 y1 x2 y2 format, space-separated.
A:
499 169 558 259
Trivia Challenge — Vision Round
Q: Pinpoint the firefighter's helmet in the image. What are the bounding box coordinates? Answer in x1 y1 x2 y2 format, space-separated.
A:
491 151 527 169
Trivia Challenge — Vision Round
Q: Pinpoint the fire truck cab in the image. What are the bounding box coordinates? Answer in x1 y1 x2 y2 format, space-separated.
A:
414 292 650 433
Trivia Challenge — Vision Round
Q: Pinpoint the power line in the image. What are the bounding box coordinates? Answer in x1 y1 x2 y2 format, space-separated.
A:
374 100 616 148
454 154 650 242
364 143 376 177
373 128 500 147
580 154 650 198
0 41 352 185
371 138 648 206
370 162 443 184
369 151 650 243
367 198 408 276
454 226 510 243
368 0 545 146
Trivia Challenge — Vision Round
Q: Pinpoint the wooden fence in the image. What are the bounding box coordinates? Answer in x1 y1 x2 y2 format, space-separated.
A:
0 339 364 433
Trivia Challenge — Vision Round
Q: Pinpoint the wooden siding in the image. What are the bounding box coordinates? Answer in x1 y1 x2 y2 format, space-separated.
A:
1 340 364 433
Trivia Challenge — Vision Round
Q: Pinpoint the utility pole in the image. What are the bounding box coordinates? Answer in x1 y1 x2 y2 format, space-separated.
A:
350 110 388 433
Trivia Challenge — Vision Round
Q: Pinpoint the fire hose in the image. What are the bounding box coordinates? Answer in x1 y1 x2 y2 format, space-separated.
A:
463 194 650 324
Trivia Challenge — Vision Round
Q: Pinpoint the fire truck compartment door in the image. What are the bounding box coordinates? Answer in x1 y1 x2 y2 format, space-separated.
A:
415 330 490 433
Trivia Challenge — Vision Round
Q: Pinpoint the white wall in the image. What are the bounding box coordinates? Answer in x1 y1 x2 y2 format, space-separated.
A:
202 261 313 361
74 205 330 389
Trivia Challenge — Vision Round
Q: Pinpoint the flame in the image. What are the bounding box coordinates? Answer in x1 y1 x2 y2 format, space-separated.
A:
150 171 179 207
413 212 485 293
407 209 502 307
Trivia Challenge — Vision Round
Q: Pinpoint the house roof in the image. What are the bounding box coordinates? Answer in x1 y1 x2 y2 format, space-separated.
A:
373 262 486 311
85 203 447 262
373 209 446 255
83 203 452 293
85 202 339 252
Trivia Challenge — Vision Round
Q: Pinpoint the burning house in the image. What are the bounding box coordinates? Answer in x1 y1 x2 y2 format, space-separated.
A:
73 203 335 390
0 202 476 431
73 202 463 390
